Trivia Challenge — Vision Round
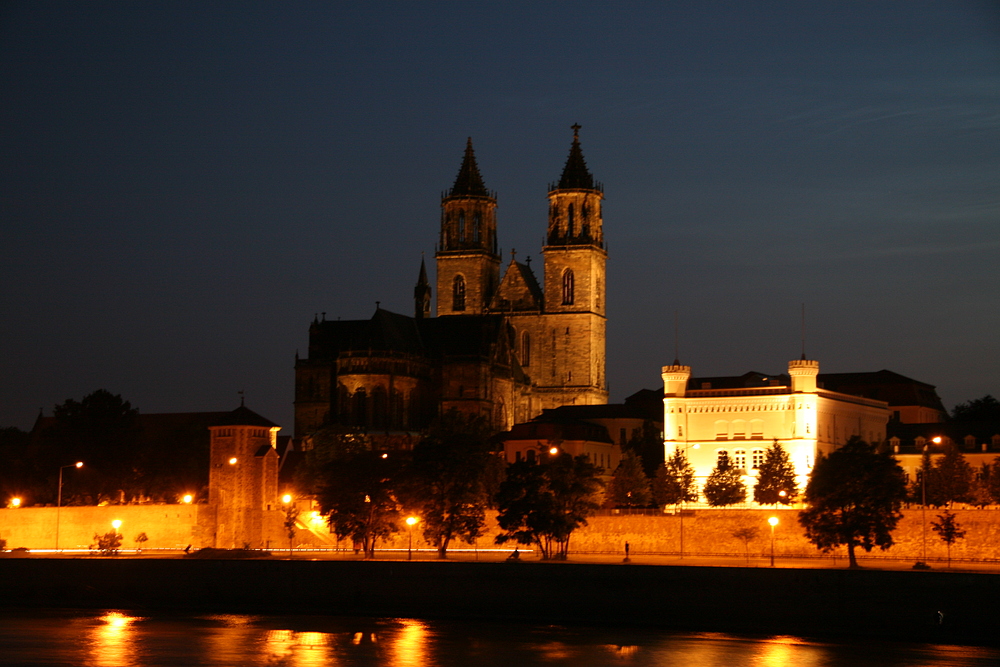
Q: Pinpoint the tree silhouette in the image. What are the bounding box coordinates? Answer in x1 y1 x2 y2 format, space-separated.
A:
652 448 698 507
934 442 973 505
495 451 603 560
401 411 500 558
753 441 797 505
798 438 908 568
931 510 966 567
951 395 1000 421
732 526 759 566
606 451 651 508
703 452 746 507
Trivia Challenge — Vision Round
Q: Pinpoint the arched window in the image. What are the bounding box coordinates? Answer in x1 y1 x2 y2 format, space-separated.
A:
473 212 481 243
561 269 574 305
371 386 387 428
453 275 466 311
567 204 574 237
521 331 531 367
352 388 368 427
458 211 466 241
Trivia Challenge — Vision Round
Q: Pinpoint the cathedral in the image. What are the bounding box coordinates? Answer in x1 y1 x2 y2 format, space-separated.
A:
294 126 608 441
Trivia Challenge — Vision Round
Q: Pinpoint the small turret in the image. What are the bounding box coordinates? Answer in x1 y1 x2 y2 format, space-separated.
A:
788 358 820 393
662 363 692 397
414 257 431 318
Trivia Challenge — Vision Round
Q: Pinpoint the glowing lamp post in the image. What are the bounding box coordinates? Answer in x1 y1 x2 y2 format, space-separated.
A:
406 516 419 560
55 461 83 552
112 520 122 533
548 447 559 456
922 436 942 562
10 498 21 508
182 494 193 504
768 516 779 567
228 457 237 465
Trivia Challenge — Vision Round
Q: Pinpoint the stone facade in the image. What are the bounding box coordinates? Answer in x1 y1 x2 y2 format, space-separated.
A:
293 126 608 440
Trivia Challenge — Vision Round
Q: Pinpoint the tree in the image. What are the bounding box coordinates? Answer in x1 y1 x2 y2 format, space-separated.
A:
294 425 371 495
43 390 140 503
933 443 972 505
133 532 148 553
987 458 1000 505
798 437 908 568
606 451 651 508
652 449 698 507
316 448 401 558
931 510 966 568
753 441 798 505
283 503 300 557
495 452 603 560
401 411 501 558
732 526 759 566
624 420 666 478
951 395 1000 422
703 452 746 507
92 531 122 556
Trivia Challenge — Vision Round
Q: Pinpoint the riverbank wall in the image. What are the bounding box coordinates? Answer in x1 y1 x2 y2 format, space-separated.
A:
1 558 998 646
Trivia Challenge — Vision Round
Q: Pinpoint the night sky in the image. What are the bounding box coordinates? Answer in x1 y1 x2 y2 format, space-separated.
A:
3 2 998 432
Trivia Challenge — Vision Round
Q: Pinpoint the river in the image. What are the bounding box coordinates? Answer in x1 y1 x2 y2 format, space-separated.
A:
0 609 997 666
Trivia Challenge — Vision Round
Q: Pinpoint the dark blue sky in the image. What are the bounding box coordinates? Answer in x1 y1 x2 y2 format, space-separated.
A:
2 2 998 431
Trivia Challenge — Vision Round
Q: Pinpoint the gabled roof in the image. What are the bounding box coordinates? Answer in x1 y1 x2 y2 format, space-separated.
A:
555 124 596 190
211 405 279 428
492 258 543 312
448 138 491 198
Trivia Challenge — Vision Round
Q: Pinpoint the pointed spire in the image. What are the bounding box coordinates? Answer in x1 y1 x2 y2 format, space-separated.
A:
417 255 429 287
557 123 595 190
449 138 490 197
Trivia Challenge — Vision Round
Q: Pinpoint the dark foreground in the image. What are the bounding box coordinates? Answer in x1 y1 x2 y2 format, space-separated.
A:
1 558 997 646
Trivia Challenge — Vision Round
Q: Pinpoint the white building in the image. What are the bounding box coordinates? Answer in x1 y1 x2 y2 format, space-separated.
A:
662 358 890 503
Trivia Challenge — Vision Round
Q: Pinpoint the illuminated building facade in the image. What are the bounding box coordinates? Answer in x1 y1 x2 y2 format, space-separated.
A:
294 127 608 439
662 358 890 503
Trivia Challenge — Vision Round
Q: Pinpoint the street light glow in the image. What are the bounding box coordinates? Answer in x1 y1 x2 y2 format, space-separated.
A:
112 519 122 531
549 447 559 455
282 494 292 504
768 516 779 527
10 498 21 508
228 457 237 465
932 436 942 444
74 461 83 468
406 516 419 526
182 494 193 504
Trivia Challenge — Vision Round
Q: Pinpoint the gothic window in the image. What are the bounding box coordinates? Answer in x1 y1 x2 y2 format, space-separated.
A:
352 388 368 427
752 449 765 469
371 386 387 428
567 204 574 237
521 331 531 366
458 211 466 241
473 212 481 243
453 275 466 311
562 269 574 305
733 449 747 471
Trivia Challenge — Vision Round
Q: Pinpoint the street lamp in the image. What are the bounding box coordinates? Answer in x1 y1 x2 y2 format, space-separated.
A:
55 461 83 552
768 516 779 567
922 436 942 562
9 498 21 508
406 516 419 560
182 494 193 504
112 519 122 533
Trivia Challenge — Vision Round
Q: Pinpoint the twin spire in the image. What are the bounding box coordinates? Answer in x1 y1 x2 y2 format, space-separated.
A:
556 123 596 190
448 137 492 198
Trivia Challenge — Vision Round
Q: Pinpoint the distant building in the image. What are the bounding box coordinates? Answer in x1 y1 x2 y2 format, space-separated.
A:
294 127 608 441
661 358 891 502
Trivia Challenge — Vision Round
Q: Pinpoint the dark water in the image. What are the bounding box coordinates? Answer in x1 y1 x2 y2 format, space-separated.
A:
0 610 997 666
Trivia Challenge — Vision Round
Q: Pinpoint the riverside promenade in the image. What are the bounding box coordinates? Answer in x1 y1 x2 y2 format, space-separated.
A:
3 550 1000 647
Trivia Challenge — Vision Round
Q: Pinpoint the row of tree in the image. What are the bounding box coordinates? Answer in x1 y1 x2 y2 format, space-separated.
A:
606 441 800 509
914 443 1000 507
298 411 604 560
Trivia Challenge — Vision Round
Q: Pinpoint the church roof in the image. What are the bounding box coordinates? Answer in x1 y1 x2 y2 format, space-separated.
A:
492 258 544 312
501 417 614 444
555 124 596 190
448 138 491 198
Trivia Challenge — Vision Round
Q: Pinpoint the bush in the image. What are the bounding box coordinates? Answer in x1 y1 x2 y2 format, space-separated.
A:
92 531 122 556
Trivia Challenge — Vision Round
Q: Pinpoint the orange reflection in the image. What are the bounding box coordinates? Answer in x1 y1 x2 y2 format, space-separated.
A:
389 619 427 667
89 611 140 667
263 628 333 666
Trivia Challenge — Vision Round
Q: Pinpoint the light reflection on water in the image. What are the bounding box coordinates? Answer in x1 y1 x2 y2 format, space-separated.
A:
0 609 997 667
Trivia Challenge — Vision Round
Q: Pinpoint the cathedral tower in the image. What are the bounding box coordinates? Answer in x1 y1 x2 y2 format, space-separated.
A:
435 139 500 316
537 124 608 408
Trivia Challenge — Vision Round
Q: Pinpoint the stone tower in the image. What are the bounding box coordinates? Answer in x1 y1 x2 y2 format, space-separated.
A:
435 138 500 316
536 124 608 409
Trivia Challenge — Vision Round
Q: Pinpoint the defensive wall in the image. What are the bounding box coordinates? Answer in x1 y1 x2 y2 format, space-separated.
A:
3 506 1000 565
2 558 1000 645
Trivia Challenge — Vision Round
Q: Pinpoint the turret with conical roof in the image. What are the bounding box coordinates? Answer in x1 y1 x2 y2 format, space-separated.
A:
436 138 500 316
547 124 604 247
